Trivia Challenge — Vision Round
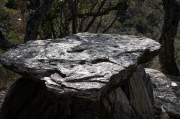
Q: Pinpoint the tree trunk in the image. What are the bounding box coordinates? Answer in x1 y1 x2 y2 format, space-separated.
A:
159 0 180 76
24 0 55 43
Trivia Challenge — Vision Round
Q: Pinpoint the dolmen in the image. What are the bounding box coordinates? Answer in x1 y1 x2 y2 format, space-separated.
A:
0 33 160 119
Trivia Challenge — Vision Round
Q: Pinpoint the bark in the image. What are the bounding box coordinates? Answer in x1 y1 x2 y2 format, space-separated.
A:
49 17 57 39
102 16 118 33
159 0 180 75
71 0 77 34
84 0 107 32
75 1 127 19
24 0 55 43
0 0 55 50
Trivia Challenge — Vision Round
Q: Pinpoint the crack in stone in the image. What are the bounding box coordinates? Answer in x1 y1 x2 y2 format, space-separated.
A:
65 75 106 83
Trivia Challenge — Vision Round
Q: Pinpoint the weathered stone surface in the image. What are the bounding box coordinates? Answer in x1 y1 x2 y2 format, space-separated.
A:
0 33 161 119
102 66 155 119
0 33 160 99
128 66 154 119
0 66 155 119
145 68 180 119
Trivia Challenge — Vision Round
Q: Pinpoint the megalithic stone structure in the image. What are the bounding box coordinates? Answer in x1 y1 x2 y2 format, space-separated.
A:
0 33 160 119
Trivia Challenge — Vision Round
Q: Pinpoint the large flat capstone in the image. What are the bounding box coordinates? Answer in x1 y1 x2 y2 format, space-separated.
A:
0 33 160 99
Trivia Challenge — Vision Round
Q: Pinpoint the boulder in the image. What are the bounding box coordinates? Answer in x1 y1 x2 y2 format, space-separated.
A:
145 68 180 119
0 33 160 119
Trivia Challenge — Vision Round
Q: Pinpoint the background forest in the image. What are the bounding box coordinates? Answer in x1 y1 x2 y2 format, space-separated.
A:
0 0 180 88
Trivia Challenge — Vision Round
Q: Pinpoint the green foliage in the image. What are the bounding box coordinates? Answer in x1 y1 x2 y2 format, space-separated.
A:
0 0 180 88
0 0 24 88
126 0 133 5
0 0 10 24
0 9 10 24
5 0 17 9
117 0 164 41
119 0 180 67
38 0 128 39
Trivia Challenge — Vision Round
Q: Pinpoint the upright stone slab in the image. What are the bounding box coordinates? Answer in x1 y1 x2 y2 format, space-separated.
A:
146 68 180 119
0 33 160 119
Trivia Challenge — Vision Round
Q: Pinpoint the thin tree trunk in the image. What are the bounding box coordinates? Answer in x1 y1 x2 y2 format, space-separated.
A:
84 0 107 32
71 0 77 34
49 17 57 39
24 0 55 43
103 15 118 33
95 15 103 33
159 0 180 75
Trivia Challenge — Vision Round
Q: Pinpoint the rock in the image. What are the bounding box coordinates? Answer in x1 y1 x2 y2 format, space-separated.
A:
102 66 155 119
128 66 154 119
0 77 102 119
0 33 160 119
0 88 7 108
0 33 160 98
145 68 180 119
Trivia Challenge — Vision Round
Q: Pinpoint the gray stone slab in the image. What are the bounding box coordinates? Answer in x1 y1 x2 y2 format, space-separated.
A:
0 33 160 99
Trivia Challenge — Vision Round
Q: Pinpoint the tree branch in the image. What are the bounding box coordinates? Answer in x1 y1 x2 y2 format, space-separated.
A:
95 15 103 33
103 15 118 33
76 1 126 19
84 0 107 32
24 0 55 43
